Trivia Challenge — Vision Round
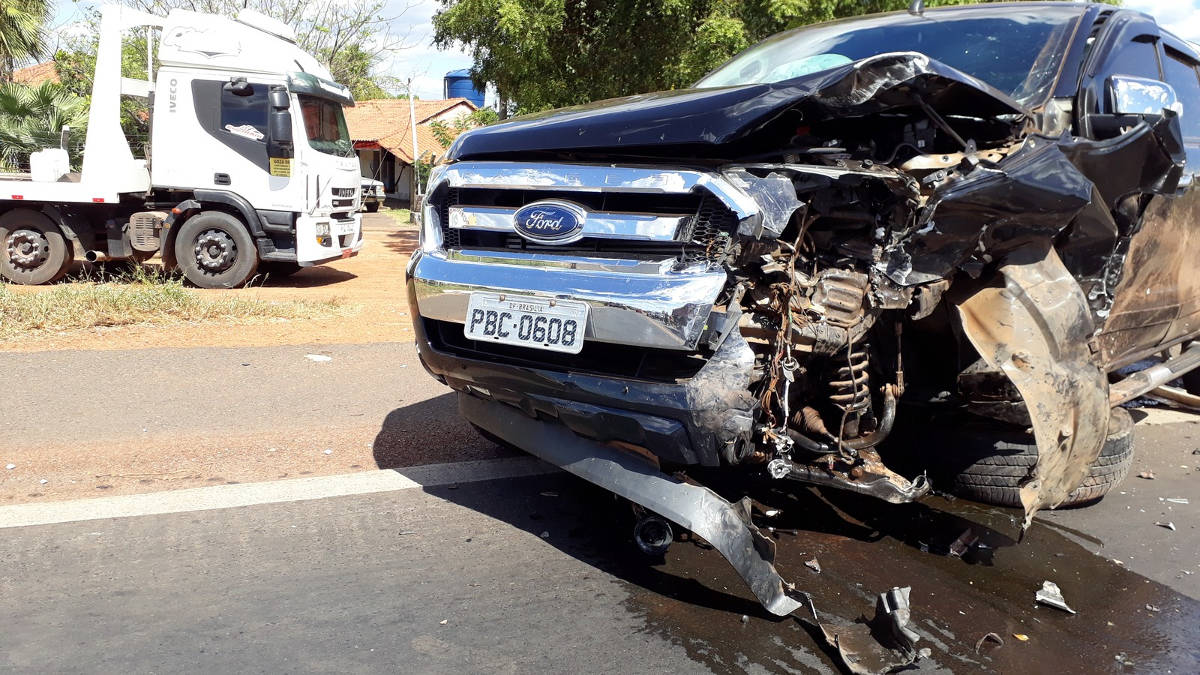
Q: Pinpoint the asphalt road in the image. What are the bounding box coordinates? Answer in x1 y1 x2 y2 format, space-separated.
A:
1 342 1198 672
2 441 1199 673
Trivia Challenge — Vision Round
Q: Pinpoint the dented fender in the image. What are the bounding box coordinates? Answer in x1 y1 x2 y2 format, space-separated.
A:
956 244 1110 528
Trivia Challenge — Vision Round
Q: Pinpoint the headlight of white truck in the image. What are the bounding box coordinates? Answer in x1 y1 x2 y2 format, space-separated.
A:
314 222 331 236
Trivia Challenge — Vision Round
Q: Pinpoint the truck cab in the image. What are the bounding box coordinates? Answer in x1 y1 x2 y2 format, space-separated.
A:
0 7 362 288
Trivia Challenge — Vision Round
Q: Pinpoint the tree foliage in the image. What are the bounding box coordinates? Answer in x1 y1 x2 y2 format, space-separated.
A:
0 80 89 170
434 0 1119 113
0 0 50 81
428 107 500 147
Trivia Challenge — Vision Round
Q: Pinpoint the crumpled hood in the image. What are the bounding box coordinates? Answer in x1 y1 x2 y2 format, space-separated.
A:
447 52 1029 160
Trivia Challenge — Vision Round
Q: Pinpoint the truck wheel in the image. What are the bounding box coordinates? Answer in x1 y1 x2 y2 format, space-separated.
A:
937 408 1134 508
0 209 74 285
364 202 380 213
174 211 258 289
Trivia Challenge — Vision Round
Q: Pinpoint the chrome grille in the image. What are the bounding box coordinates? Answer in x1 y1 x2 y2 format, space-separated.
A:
428 164 750 263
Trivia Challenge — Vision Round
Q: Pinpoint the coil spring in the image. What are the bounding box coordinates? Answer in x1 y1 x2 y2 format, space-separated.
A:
829 342 871 413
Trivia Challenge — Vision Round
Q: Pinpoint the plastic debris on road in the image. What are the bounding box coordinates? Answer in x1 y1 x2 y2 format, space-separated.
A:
1035 581 1076 614
805 558 822 574
305 354 333 362
974 632 1004 653
1137 471 1156 479
1166 498 1190 504
5 463 14 470
1013 634 1029 642
1156 521 1176 531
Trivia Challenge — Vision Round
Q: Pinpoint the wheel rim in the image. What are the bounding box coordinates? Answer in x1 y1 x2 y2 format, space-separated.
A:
6 228 51 272
193 228 238 274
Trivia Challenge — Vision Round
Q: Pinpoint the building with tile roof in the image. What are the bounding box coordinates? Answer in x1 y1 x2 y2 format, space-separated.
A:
12 62 60 86
345 97 477 202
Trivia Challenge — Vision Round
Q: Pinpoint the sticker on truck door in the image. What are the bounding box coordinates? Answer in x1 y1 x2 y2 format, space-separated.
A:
269 157 292 177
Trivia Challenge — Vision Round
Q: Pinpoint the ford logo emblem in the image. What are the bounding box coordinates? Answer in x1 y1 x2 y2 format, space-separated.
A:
513 201 586 244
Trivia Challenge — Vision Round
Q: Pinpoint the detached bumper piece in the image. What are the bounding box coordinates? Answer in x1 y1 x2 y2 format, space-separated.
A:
459 394 813 617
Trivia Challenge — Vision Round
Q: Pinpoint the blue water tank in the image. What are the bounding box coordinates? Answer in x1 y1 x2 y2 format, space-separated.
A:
444 69 485 108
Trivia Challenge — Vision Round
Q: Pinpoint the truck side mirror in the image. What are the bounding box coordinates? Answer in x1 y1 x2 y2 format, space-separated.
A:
1109 76 1181 116
267 86 294 159
228 77 253 97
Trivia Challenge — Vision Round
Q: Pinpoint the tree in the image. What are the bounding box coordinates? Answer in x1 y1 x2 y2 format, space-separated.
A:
434 0 1121 114
0 80 89 170
0 0 50 82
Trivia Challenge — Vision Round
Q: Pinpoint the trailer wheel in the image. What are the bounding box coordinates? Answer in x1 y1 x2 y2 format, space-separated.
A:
174 211 258 289
0 209 73 285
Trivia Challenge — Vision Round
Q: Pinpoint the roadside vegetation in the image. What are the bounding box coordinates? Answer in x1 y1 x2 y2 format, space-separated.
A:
0 266 352 339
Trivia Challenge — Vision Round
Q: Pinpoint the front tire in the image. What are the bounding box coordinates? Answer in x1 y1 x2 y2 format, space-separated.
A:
174 211 258 289
0 209 73 285
941 408 1134 508
364 202 380 213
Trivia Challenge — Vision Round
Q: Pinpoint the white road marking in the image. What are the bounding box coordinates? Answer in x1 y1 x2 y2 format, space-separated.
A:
0 457 557 530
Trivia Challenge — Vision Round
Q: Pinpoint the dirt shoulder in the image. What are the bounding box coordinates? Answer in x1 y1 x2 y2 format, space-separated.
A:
1 213 417 353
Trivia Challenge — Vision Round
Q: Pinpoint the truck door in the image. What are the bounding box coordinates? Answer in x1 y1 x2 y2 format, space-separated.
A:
191 79 275 201
1089 26 1200 367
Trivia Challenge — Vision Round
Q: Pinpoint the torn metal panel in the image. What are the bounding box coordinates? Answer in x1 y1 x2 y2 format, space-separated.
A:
955 244 1109 528
1098 187 1200 368
819 587 930 675
723 169 804 239
458 393 815 617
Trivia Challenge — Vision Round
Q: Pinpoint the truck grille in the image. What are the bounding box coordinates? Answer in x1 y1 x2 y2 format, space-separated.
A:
433 184 740 263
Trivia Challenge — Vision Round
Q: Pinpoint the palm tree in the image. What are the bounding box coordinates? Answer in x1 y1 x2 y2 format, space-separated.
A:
1 0 50 82
0 80 88 171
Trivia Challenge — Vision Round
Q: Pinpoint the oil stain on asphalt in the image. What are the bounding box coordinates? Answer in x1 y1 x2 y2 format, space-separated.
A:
486 474 1200 674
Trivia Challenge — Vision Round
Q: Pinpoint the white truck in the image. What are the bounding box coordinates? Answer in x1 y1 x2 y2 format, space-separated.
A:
0 5 363 288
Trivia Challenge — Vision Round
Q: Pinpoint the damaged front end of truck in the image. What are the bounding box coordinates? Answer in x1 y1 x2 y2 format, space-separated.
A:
407 46 1186 620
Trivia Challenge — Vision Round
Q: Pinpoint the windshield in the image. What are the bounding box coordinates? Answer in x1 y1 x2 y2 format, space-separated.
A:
298 94 354 157
695 6 1084 106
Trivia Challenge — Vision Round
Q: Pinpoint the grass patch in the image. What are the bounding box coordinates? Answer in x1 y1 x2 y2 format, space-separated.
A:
0 267 351 339
383 208 414 226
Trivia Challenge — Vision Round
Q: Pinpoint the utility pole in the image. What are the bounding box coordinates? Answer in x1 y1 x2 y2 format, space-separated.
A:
408 77 421 212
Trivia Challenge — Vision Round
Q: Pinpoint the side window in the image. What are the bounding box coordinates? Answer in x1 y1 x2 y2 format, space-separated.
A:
1113 37 1162 80
220 84 269 142
1163 48 1200 139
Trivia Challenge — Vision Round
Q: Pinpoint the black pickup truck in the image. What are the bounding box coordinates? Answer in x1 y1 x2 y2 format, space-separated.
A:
407 2 1200 617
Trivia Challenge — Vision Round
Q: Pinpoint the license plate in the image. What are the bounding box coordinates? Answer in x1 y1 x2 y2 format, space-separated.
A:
334 220 357 235
464 293 588 354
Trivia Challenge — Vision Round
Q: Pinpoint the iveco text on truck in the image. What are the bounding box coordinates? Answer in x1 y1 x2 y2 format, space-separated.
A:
0 5 363 288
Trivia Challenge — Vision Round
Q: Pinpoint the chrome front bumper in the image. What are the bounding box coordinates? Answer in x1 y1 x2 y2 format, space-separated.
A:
409 248 727 350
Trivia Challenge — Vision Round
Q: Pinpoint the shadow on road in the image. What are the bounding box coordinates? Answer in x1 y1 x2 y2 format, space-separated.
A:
381 229 418 256
371 393 518 469
254 267 358 288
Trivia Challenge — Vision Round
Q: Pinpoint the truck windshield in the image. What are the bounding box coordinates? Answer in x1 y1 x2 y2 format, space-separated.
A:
694 6 1083 107
298 94 354 157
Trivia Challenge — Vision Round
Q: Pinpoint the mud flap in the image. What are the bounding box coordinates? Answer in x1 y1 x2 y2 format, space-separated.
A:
955 244 1110 530
459 393 814 617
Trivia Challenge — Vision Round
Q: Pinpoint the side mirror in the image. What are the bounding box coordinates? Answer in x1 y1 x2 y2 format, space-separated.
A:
1109 76 1181 116
267 85 294 159
228 77 253 97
